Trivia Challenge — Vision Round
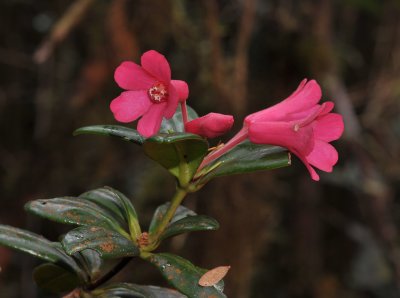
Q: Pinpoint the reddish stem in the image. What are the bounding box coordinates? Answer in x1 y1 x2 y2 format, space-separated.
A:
198 127 248 170
181 102 189 129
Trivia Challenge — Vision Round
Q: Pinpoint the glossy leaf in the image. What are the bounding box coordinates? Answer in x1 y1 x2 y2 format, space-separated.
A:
145 253 226 297
144 133 208 186
0 225 80 270
77 249 103 280
196 140 290 185
91 283 185 298
149 203 196 235
25 197 125 235
79 187 141 238
79 187 126 224
160 104 198 133
161 215 219 241
33 263 80 293
73 125 144 145
62 226 139 258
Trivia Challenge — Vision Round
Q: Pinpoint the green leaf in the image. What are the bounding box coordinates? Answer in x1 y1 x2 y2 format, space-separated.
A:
149 203 218 241
0 225 85 278
161 215 219 241
149 203 196 235
92 283 185 298
74 125 144 145
62 226 139 258
145 253 226 297
196 140 290 185
25 197 126 236
0 225 60 263
33 263 80 293
144 133 208 186
76 249 104 280
79 187 141 238
160 104 198 133
79 188 126 224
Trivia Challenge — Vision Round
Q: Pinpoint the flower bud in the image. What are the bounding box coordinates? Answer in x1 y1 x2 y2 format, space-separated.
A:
185 113 234 138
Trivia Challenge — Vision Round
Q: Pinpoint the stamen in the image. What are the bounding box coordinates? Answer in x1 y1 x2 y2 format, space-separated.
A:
148 82 168 103
294 104 327 132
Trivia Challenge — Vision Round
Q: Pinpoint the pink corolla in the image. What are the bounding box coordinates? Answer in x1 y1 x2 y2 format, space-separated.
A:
200 79 344 181
185 113 234 139
110 50 189 137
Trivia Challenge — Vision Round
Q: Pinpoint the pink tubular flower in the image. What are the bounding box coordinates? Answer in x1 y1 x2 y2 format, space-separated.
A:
110 50 189 137
199 79 344 181
246 79 344 181
185 113 234 138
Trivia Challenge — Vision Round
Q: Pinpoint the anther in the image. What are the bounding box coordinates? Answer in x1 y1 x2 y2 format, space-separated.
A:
148 82 168 103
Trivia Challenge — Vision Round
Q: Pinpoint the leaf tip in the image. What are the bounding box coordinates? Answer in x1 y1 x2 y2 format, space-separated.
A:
72 127 85 136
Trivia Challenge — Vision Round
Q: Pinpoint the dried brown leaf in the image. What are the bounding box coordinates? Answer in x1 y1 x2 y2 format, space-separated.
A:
198 265 230 287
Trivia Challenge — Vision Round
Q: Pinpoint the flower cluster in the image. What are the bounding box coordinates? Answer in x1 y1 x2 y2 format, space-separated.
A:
110 50 344 181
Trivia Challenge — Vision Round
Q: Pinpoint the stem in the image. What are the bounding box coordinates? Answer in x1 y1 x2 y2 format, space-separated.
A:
198 126 248 170
181 101 189 128
147 187 188 248
85 257 132 291
127 214 141 242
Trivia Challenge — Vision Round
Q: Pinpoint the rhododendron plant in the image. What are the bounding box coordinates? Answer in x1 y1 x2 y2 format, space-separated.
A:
0 51 344 298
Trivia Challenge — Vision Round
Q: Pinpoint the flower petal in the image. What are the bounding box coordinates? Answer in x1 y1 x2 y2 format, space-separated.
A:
245 79 322 123
114 61 155 90
171 80 189 102
284 104 322 122
163 83 180 119
110 91 152 123
248 121 315 156
282 79 322 111
296 153 320 181
306 140 338 172
141 50 171 83
137 102 167 137
319 101 334 115
284 78 308 101
313 113 344 142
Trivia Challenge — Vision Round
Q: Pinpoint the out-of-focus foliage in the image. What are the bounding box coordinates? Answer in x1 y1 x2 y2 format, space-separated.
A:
0 0 399 297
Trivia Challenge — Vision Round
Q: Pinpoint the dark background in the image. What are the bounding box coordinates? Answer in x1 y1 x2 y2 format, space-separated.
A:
1 0 400 297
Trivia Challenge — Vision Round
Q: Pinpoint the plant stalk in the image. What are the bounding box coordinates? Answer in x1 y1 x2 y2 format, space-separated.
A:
85 257 132 291
147 187 188 249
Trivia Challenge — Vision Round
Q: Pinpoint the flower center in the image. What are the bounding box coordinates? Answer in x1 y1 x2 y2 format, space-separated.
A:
148 82 168 103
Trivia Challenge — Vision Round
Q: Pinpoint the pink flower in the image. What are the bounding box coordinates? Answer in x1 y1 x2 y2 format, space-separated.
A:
185 113 234 138
199 79 344 181
110 50 189 137
246 79 344 181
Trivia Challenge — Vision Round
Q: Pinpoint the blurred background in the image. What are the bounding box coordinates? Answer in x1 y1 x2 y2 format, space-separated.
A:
1 0 400 297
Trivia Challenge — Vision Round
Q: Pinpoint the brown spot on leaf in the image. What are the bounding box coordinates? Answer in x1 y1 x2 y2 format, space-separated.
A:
198 265 231 287
100 242 115 253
